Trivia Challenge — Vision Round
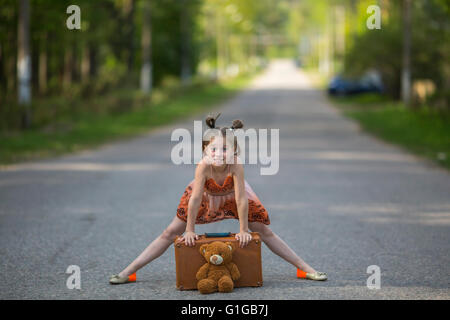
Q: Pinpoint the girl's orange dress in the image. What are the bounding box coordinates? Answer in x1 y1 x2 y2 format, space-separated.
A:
176 164 270 225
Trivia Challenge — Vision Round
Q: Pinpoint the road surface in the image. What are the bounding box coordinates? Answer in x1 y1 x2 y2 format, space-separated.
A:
1 59 449 299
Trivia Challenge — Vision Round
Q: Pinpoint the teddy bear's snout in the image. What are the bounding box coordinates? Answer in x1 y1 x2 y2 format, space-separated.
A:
209 254 223 265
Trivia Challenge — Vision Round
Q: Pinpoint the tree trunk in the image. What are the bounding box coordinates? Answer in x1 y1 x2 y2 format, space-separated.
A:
180 0 191 85
81 44 90 83
401 0 412 107
123 0 135 73
216 11 225 78
38 33 47 94
63 47 73 90
89 46 97 78
6 49 15 93
140 0 152 94
17 0 32 128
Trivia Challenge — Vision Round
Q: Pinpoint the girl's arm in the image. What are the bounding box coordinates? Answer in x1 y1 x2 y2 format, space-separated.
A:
233 163 252 247
179 162 206 246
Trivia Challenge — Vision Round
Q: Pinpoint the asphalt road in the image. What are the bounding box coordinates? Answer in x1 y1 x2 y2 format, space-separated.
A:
1 59 449 300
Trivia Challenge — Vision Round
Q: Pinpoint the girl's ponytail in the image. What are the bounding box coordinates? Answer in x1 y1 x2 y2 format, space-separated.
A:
230 119 244 130
205 112 221 129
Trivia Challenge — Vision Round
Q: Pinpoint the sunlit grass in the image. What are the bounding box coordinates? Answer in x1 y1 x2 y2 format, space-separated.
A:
330 94 450 170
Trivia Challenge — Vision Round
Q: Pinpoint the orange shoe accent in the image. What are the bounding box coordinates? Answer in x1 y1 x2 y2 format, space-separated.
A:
297 268 307 278
128 273 137 282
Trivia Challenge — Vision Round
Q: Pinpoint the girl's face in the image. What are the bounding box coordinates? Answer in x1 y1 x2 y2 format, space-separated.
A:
204 136 234 166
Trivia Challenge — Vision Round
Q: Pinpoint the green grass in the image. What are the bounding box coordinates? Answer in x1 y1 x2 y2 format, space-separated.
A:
330 94 450 170
0 73 256 165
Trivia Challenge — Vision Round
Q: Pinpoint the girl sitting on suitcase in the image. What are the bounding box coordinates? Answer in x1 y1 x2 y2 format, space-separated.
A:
110 113 327 284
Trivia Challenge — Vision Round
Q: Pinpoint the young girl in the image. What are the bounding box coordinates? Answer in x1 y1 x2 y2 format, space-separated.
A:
109 113 327 284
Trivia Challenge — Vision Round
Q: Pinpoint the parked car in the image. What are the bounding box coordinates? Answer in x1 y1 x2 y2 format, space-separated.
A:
328 71 384 96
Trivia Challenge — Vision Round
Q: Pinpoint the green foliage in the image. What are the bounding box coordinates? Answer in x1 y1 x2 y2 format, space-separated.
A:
343 0 449 106
292 0 449 108
0 0 284 132
0 70 258 164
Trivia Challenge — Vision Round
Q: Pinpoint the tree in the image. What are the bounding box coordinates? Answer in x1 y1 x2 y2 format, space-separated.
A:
140 0 152 94
17 0 31 128
180 0 192 84
123 0 136 73
401 0 412 106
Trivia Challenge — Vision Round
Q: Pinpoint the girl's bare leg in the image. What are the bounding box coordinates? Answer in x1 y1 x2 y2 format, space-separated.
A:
248 222 317 274
118 216 186 277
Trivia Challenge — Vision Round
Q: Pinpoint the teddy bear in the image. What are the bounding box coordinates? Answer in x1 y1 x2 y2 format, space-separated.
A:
196 241 240 294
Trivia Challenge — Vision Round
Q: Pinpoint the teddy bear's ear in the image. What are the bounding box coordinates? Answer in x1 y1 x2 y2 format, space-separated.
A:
199 244 208 256
225 241 234 252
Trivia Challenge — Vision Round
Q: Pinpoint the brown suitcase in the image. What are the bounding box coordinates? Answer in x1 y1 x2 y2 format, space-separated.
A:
174 232 263 290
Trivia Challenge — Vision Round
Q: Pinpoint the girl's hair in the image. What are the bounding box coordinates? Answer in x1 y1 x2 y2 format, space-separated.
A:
202 112 244 156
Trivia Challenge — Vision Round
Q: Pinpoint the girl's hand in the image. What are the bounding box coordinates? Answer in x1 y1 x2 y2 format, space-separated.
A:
178 231 199 247
235 231 252 248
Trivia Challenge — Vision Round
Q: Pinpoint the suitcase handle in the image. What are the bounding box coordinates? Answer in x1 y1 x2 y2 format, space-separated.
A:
204 232 232 238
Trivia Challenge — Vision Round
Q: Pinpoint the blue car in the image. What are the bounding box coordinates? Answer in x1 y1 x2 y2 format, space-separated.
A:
328 71 384 96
